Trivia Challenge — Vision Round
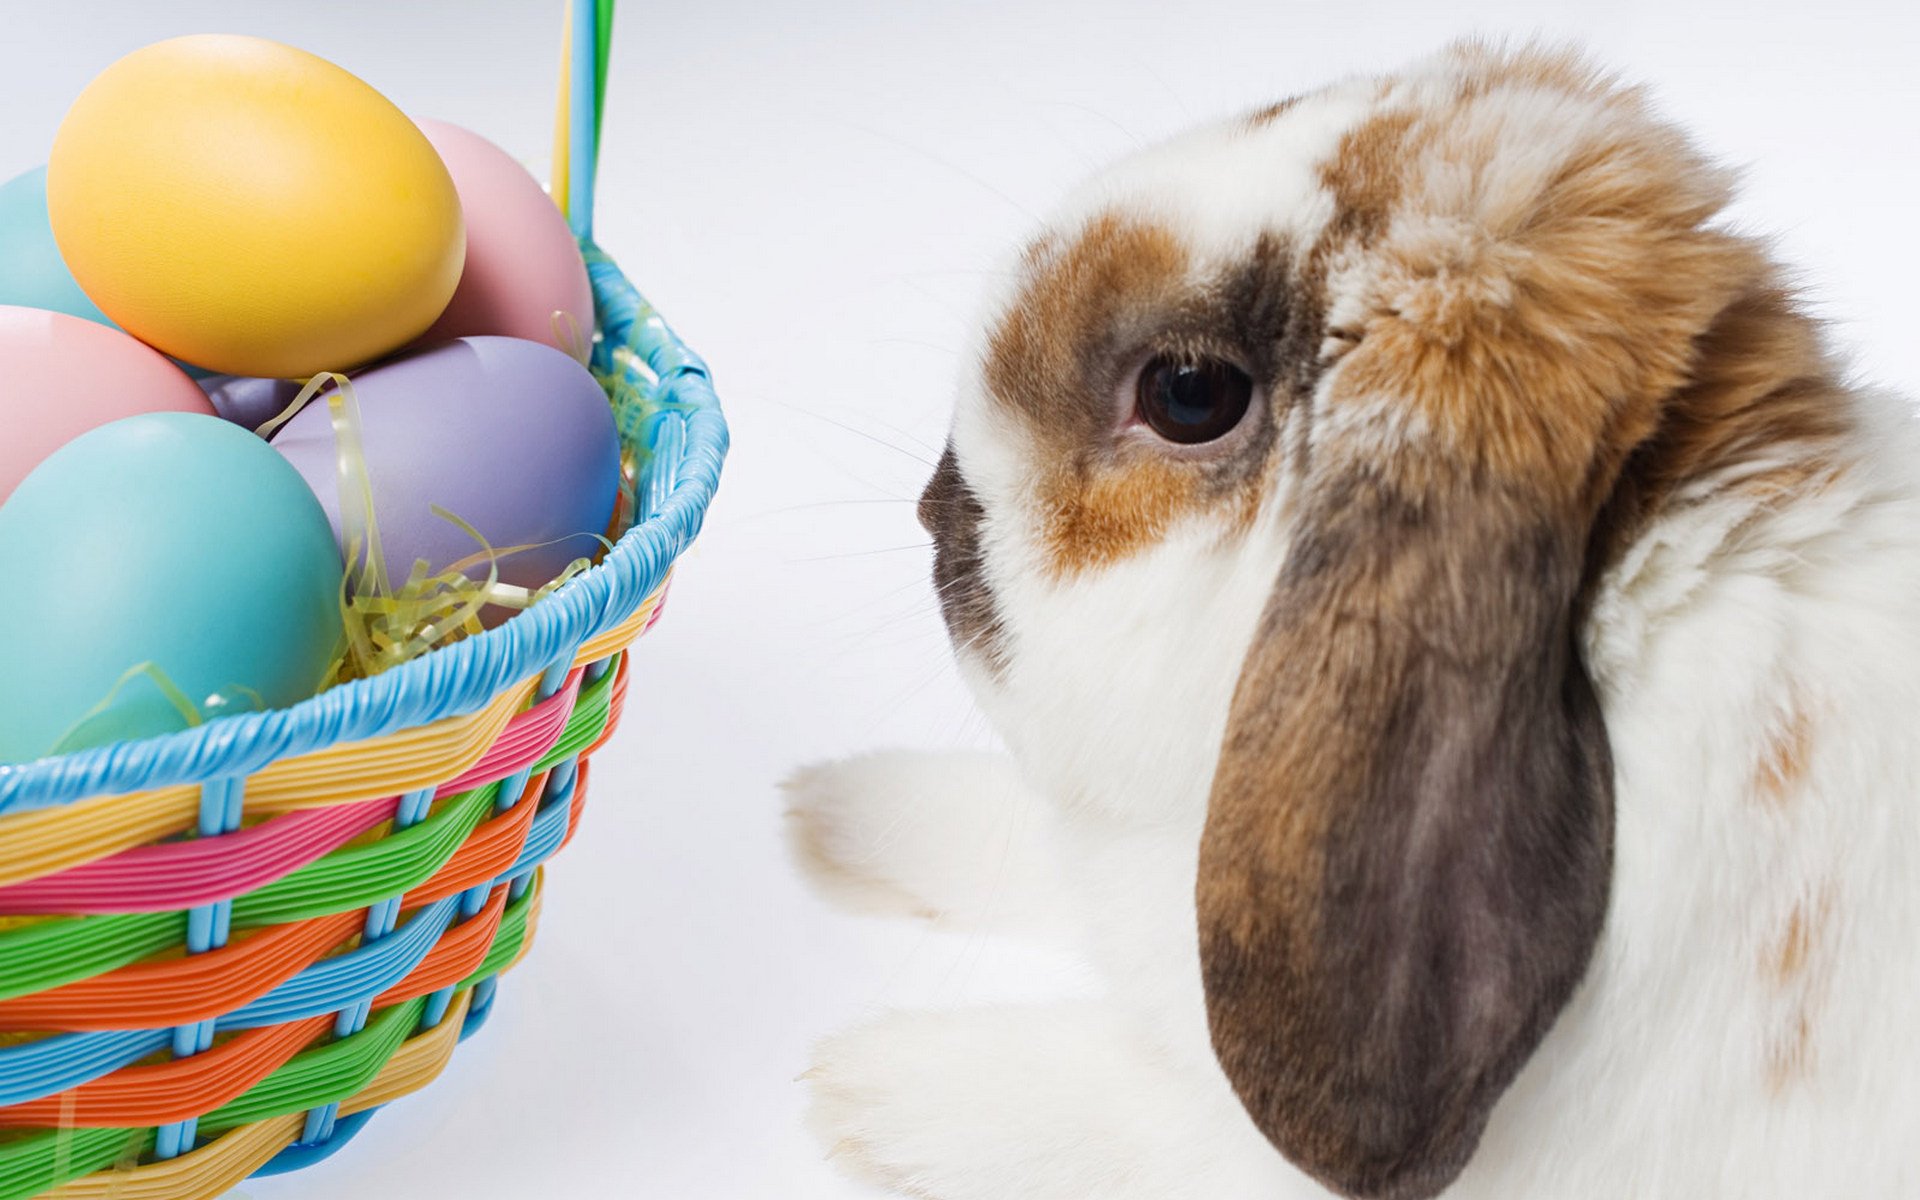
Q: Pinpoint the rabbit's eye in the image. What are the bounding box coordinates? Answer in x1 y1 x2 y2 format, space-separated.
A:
1135 355 1254 444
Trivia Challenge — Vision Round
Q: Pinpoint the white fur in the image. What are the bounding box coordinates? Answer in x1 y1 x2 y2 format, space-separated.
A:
788 53 1920 1200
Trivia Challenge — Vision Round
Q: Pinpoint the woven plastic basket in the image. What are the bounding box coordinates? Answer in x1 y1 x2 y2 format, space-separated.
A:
0 3 725 1194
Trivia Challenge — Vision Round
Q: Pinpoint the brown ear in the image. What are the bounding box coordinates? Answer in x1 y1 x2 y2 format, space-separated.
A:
1197 470 1614 1200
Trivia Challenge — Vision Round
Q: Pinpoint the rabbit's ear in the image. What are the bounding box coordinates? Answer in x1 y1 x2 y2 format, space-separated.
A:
1198 476 1613 1200
1197 45 1768 1200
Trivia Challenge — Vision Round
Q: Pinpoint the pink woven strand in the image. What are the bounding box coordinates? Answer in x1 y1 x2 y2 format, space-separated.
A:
434 669 581 796
0 796 397 916
0 669 584 916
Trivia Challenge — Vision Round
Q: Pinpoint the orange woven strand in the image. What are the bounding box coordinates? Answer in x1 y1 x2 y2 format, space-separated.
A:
0 913 362 1033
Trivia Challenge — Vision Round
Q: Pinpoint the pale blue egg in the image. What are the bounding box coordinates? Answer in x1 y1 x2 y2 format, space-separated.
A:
0 413 344 763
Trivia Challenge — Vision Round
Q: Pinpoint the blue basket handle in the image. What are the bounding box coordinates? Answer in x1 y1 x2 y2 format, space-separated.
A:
558 0 613 240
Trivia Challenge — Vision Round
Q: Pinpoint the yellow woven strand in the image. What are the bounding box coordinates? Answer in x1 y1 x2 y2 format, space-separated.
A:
572 583 664 666
549 0 574 218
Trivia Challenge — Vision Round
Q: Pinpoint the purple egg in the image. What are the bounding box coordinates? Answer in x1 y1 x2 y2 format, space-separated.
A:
271 336 620 595
199 373 303 432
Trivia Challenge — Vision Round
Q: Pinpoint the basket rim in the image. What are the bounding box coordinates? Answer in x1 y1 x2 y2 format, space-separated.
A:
0 247 727 815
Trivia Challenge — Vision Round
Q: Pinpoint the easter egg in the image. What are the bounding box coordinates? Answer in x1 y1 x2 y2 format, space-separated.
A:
0 305 214 503
271 336 619 597
200 374 303 433
415 119 594 354
0 413 343 763
0 166 114 327
47 35 465 378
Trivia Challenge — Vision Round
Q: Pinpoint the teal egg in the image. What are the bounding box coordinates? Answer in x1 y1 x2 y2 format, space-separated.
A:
0 166 116 327
0 413 344 763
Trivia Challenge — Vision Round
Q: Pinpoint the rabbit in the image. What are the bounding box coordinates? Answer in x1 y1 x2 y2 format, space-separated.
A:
784 41 1920 1200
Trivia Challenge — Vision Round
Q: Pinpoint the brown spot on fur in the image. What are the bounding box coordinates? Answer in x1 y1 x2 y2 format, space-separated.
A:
986 214 1190 436
1763 890 1834 1092
1318 107 1424 247
1043 461 1200 572
1753 691 1815 808
1247 95 1301 128
1769 903 1818 983
983 214 1192 576
1767 1010 1814 1092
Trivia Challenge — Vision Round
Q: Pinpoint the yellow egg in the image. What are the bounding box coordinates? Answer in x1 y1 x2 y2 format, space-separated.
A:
47 35 464 378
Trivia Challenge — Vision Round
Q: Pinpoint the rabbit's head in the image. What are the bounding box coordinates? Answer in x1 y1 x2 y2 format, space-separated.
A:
922 42 1844 1200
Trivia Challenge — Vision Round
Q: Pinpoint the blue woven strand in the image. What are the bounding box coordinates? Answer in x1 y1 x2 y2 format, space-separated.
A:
568 0 599 239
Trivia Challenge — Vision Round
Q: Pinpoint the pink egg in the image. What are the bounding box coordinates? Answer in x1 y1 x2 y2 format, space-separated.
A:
415 119 594 355
0 305 214 503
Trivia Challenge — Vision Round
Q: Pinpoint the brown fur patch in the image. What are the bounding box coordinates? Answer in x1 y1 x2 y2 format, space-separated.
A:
1767 1010 1815 1092
1247 96 1301 128
1753 690 1815 808
1042 461 1201 572
985 213 1190 436
1317 106 1424 248
1763 891 1834 1092
1768 901 1821 984
1318 104 1755 511
983 214 1192 576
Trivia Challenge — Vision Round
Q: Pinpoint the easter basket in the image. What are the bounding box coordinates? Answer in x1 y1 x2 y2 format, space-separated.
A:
0 3 726 1195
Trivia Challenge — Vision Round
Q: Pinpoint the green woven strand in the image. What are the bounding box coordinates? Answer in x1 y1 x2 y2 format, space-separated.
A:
0 912 182 1003
198 996 426 1135
535 654 618 771
593 0 614 170
229 781 499 927
0 1127 148 1200
456 872 534 989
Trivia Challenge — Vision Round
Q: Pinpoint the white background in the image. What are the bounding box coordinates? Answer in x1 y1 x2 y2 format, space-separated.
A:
3 1 1916 1196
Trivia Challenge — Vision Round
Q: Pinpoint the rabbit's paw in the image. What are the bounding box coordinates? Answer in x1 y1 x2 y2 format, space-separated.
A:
783 750 1067 933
